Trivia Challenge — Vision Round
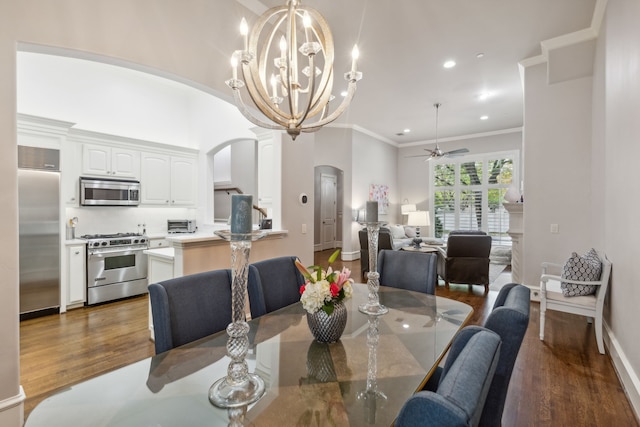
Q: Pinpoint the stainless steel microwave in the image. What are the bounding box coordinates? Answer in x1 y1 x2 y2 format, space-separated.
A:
80 177 140 206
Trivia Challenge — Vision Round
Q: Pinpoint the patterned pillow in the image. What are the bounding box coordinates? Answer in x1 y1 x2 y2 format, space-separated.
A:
560 249 602 296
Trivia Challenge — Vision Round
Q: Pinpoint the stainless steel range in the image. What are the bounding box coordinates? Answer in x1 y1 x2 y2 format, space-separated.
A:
81 233 148 305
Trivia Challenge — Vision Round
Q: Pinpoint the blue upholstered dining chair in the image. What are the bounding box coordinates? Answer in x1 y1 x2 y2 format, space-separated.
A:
247 256 305 319
148 269 233 355
422 283 530 427
479 283 530 427
395 326 502 427
377 249 438 294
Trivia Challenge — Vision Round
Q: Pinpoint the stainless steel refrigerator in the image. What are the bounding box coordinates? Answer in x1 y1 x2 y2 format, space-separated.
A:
18 145 61 320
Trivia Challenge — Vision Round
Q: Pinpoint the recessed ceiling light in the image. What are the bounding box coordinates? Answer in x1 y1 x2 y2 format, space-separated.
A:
478 91 493 101
480 115 489 120
476 53 485 59
403 128 411 133
443 60 456 69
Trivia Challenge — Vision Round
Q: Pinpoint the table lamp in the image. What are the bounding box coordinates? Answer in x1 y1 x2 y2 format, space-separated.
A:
401 203 416 215
407 211 430 248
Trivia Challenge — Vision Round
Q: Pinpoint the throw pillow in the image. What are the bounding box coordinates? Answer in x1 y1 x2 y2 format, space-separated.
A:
404 226 417 238
560 248 602 297
389 225 406 240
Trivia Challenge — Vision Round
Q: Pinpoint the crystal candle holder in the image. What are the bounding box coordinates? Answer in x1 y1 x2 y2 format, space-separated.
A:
208 229 266 408
358 221 388 316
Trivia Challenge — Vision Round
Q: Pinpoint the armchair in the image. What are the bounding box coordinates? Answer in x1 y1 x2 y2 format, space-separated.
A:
437 230 492 291
539 250 611 354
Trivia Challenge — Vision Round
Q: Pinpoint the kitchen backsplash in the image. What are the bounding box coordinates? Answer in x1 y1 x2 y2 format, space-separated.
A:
65 206 197 236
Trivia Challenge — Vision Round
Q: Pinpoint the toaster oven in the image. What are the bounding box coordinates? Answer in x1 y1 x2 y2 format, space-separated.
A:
167 219 197 234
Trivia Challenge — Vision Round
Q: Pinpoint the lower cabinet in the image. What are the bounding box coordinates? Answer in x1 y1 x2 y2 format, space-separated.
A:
146 249 175 341
67 244 86 307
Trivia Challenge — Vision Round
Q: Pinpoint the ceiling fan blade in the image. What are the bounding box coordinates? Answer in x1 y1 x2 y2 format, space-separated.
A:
444 148 469 156
405 154 431 158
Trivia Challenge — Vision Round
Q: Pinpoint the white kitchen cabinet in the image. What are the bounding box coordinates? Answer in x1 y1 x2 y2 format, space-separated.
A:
67 244 86 306
140 152 171 204
148 237 169 248
170 156 197 206
141 152 197 206
145 248 175 340
82 143 140 179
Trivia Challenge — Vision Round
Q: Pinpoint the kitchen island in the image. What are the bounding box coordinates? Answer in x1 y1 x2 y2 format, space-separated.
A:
150 228 289 277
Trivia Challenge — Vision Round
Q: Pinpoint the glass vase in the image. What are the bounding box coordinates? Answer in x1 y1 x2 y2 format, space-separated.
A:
306 301 348 343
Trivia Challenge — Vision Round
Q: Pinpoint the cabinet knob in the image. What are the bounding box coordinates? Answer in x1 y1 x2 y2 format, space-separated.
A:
74 251 80 255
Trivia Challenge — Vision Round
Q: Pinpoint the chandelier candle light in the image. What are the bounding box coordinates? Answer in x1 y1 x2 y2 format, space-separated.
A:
226 0 363 140
359 201 388 315
209 194 266 408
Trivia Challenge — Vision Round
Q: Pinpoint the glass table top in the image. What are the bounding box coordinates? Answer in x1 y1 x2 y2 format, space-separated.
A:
25 284 473 427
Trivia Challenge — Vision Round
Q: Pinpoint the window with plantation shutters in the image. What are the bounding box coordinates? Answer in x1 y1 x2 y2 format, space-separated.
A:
431 151 517 244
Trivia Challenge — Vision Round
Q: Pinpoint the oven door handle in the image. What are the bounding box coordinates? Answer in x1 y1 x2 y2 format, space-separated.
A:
88 247 146 257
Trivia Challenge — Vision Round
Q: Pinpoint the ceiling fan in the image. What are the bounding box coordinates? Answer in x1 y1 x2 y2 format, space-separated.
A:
409 103 469 161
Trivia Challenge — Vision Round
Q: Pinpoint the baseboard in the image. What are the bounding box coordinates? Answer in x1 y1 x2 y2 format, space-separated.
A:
605 322 640 422
341 250 360 261
0 386 25 427
313 244 322 252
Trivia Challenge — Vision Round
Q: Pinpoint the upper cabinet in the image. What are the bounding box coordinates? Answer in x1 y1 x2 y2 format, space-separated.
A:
170 156 197 206
82 143 140 179
141 152 197 206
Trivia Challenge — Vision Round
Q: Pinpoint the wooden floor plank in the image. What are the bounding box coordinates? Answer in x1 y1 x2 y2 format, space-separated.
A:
19 250 639 426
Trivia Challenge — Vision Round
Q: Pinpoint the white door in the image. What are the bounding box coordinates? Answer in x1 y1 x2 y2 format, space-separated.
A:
320 174 337 250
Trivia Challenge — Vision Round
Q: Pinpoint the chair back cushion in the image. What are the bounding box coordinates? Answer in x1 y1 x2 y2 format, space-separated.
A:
446 234 492 258
480 284 530 427
247 256 304 319
396 327 501 427
149 269 233 354
377 249 437 294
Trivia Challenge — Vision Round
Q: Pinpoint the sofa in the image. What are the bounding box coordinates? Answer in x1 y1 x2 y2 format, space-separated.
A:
359 225 443 278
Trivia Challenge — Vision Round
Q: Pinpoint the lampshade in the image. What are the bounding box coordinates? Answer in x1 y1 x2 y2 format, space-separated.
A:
407 211 430 227
401 204 417 215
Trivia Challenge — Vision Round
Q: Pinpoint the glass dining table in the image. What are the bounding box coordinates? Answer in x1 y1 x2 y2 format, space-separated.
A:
25 283 473 427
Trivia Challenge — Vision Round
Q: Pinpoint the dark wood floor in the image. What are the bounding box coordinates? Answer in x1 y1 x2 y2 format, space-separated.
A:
20 250 639 426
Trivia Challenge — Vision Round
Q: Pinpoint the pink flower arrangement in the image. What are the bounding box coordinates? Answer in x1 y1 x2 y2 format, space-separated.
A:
295 249 354 315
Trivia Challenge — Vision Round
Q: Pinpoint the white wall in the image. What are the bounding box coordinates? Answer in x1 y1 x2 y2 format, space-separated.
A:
521 63 593 289
351 130 398 256
281 132 315 266
601 0 640 412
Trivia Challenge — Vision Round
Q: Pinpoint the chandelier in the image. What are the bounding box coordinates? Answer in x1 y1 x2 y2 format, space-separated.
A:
226 0 362 140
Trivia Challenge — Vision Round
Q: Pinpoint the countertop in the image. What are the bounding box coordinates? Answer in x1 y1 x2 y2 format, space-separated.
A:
164 229 288 245
143 247 175 260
